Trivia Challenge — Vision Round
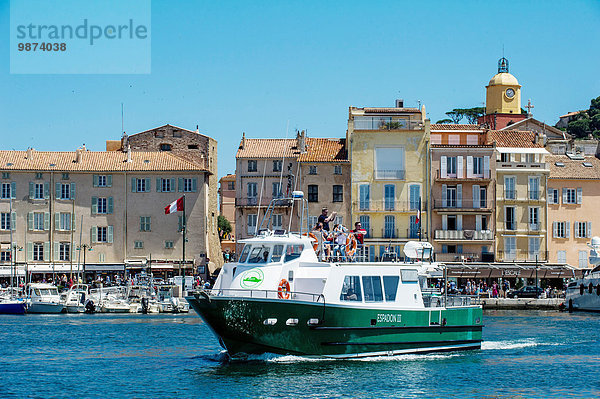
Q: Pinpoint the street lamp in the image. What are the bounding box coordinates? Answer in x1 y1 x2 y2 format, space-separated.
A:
77 244 93 282
11 244 23 293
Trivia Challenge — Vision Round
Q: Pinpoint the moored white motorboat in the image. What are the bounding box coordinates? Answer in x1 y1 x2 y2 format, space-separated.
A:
157 285 189 313
565 236 600 312
61 284 91 313
26 283 64 313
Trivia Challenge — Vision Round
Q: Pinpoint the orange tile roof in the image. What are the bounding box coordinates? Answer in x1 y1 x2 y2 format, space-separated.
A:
430 124 483 131
236 139 300 159
0 150 207 172
485 130 544 148
298 138 348 163
559 111 584 119
236 137 348 163
548 155 600 179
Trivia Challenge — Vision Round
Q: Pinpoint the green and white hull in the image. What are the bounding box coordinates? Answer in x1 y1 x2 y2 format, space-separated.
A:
187 232 483 359
187 293 482 358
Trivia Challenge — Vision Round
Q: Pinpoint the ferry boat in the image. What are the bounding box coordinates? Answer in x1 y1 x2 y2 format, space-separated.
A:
186 192 483 359
565 236 600 312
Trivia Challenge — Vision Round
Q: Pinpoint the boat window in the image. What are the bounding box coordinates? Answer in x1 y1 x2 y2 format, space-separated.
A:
285 244 304 262
34 289 41 296
271 245 284 262
248 246 270 263
362 276 383 302
340 276 362 301
239 245 251 263
400 269 419 282
383 276 400 301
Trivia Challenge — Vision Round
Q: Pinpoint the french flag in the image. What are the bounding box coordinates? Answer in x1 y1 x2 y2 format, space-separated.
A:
165 196 184 214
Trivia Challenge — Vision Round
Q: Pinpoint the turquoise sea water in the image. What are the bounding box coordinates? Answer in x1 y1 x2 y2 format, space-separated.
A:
0 310 599 398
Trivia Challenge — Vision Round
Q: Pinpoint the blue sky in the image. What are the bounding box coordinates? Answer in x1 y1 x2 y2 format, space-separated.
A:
1 0 599 176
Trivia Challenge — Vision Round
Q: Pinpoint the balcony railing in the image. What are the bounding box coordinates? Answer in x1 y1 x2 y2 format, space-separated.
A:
236 197 292 207
374 169 405 180
433 199 493 210
497 162 548 170
353 117 423 131
435 253 480 263
382 228 398 239
434 230 493 240
528 223 541 232
354 200 424 212
497 250 548 262
527 190 543 201
435 170 491 180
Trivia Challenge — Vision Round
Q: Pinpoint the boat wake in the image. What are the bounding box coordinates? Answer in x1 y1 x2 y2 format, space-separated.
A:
227 352 462 364
481 339 539 350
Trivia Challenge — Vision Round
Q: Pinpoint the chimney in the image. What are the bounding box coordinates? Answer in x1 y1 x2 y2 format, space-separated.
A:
196 125 199 134
298 130 307 154
26 148 35 160
75 147 83 163
240 132 246 149
126 144 132 163
395 99 404 108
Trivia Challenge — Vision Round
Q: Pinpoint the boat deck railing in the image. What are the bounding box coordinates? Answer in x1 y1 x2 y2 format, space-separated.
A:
422 293 474 308
202 288 325 303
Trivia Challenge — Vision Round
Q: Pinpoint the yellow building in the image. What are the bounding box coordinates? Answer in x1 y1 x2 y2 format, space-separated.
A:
489 130 550 262
547 154 600 268
347 102 429 260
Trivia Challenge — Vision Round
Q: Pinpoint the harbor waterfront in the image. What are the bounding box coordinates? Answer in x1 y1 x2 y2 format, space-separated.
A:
1 310 599 398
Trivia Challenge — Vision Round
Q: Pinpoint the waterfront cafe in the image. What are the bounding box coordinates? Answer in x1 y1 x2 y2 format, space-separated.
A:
443 262 585 290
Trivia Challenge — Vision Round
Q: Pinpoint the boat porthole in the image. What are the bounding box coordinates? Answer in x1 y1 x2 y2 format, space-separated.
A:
286 318 298 326
263 318 277 326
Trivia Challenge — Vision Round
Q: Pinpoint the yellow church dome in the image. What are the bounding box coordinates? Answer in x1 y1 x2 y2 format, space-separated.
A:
488 72 519 86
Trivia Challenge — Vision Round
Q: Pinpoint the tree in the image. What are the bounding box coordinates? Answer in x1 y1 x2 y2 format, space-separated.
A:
446 110 463 124
217 215 232 241
464 107 486 124
565 96 600 138
568 119 590 139
436 118 453 124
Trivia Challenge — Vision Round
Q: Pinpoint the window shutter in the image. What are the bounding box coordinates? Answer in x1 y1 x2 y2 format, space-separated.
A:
548 189 553 203
457 184 462 208
28 212 33 230
510 153 515 162
577 188 582 204
553 222 557 238
91 197 98 214
43 241 50 261
107 226 113 243
131 178 137 192
93 174 98 187
11 212 16 231
192 178 197 192
440 156 447 178
178 178 184 192
457 156 464 178
442 215 448 230
442 184 447 208
107 175 113 187
170 178 175 192
473 185 480 209
72 213 76 231
71 183 76 199
108 197 114 214
575 222 580 238
55 182 61 199
588 222 592 238
54 242 60 261
44 182 50 199
29 182 34 199
457 215 463 230
483 156 490 178
156 178 162 192
145 178 150 192
566 222 570 238
465 156 472 178
476 215 482 231
91 226 97 243
44 212 50 231
562 188 567 203
27 242 33 261
55 212 60 231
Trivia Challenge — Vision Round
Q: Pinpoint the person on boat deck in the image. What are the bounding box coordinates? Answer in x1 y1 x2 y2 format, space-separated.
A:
351 221 365 259
318 207 337 232
262 251 269 262
345 288 358 300
333 225 347 261
311 222 328 260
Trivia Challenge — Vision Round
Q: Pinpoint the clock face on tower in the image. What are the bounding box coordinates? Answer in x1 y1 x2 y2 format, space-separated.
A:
505 88 515 99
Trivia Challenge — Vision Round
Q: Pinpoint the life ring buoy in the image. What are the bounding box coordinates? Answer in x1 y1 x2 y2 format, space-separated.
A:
278 279 291 299
345 234 357 257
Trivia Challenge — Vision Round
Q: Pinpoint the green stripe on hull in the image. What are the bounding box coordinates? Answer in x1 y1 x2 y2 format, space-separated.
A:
187 294 483 358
